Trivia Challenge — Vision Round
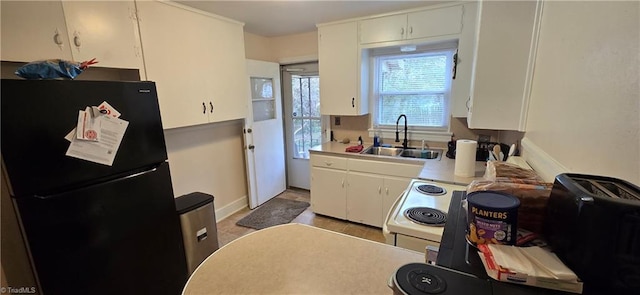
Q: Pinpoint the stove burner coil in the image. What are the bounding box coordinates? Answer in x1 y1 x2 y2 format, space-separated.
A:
404 207 447 226
416 184 446 196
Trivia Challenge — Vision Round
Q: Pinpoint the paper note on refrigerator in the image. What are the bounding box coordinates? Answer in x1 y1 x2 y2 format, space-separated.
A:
75 107 101 141
66 116 129 166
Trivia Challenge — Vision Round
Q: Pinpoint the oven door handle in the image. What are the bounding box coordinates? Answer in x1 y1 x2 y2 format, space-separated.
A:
382 189 407 236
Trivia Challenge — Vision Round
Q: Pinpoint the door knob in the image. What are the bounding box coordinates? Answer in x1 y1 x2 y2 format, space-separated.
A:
246 128 252 133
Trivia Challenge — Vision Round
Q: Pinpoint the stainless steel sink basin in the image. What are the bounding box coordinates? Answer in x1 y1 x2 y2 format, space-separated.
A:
360 146 403 157
399 149 441 160
360 146 442 160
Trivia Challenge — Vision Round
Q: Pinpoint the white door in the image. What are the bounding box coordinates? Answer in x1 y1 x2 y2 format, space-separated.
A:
282 62 324 189
244 60 286 209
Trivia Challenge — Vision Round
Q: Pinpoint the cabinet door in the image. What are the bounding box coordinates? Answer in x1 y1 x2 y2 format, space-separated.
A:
136 1 210 129
358 14 407 44
310 167 347 219
318 22 366 116
0 1 73 62
450 2 478 118
207 17 248 123
382 176 412 222
468 0 540 131
346 172 383 227
62 1 144 70
407 5 463 40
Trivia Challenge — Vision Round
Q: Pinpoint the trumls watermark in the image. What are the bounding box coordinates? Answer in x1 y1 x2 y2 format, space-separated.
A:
0 286 36 294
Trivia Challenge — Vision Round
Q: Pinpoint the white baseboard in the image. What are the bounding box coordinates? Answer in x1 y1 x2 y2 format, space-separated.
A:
215 196 248 222
520 137 569 183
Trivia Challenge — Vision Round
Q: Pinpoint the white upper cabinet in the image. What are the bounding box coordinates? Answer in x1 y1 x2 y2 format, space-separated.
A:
407 5 464 40
136 1 247 129
61 1 144 71
467 0 542 131
318 21 369 116
0 1 143 72
1 1 72 62
359 5 463 44
358 14 407 44
450 2 478 118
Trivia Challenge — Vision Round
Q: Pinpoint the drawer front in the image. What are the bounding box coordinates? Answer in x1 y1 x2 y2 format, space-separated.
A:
310 154 348 170
348 158 422 178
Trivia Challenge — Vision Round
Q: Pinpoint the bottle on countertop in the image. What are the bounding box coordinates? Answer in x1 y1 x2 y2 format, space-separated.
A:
357 136 363 146
373 130 380 147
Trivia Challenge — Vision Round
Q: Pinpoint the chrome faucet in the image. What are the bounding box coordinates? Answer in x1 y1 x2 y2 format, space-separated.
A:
395 114 408 149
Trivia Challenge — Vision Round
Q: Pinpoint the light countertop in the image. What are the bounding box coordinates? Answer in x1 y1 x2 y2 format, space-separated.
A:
182 223 424 294
310 142 486 186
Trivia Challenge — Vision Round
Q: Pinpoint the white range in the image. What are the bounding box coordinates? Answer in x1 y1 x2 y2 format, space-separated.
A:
383 178 467 263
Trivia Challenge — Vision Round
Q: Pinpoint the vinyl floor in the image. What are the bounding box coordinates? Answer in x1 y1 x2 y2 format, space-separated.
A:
215 188 386 247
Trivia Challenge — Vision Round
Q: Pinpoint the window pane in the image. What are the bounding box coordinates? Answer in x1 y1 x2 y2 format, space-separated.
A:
380 54 447 93
292 78 302 117
310 119 322 149
301 78 310 117
252 100 275 122
293 118 304 158
310 77 320 117
379 94 446 127
250 78 273 99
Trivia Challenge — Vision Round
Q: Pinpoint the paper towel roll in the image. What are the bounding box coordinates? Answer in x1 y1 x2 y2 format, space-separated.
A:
454 139 477 177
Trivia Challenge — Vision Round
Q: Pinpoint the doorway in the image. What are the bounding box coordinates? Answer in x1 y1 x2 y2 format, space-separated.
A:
282 62 321 190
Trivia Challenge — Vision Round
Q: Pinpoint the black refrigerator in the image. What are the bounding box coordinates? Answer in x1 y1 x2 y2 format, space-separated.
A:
1 79 188 294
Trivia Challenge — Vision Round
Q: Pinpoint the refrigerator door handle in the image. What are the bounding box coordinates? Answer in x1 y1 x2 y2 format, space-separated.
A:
34 167 160 200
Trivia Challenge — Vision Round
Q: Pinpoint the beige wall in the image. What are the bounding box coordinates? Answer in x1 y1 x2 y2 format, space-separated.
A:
244 33 274 62
164 121 248 219
525 1 639 185
244 31 318 64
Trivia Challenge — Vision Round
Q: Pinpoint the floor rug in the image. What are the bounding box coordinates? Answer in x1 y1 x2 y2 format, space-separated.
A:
236 198 310 230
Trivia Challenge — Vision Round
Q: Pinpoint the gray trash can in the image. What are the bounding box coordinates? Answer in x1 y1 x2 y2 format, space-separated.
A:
175 192 219 275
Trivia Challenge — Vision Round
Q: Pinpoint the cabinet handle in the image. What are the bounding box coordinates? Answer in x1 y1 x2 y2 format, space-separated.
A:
386 187 389 195
409 26 413 35
324 161 333 166
248 144 255 150
209 101 214 113
378 186 382 194
202 102 206 114
452 49 458 79
53 31 63 45
73 35 81 47
400 27 405 36
351 97 355 108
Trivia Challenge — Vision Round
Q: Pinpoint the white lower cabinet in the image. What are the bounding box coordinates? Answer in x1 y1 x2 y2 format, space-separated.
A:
347 173 413 227
310 166 347 219
346 172 384 227
382 176 412 222
310 153 421 228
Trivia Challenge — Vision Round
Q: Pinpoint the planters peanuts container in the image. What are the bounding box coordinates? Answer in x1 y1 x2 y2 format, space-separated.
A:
466 191 520 246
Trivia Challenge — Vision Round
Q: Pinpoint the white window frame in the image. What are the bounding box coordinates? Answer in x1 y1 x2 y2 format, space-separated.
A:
368 42 456 143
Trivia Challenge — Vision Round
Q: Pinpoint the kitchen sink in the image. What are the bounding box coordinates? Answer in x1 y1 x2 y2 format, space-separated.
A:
360 146 442 160
400 149 441 160
360 146 403 156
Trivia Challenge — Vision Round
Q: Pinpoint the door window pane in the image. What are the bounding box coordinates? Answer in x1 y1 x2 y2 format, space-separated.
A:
251 77 275 122
291 75 321 159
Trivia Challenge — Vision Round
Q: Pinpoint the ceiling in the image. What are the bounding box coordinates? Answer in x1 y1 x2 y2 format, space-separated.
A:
176 1 447 37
